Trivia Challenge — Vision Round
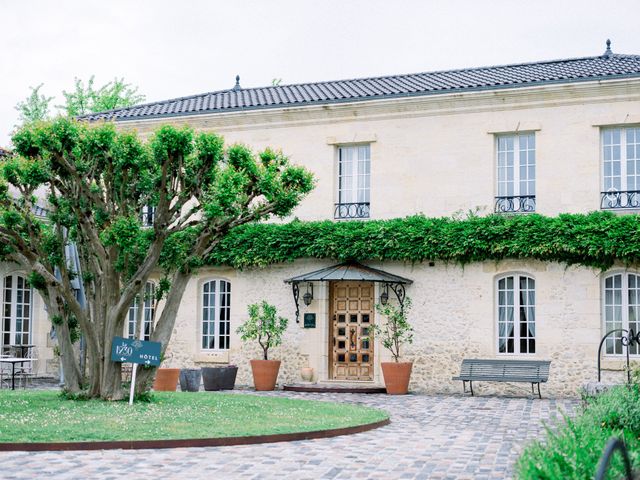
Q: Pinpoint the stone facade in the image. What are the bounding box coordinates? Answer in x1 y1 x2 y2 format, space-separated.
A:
153 259 632 398
3 62 640 394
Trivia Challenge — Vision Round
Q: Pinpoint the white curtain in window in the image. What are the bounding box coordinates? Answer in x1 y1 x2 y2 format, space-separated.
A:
338 145 370 205
496 133 535 198
497 274 535 354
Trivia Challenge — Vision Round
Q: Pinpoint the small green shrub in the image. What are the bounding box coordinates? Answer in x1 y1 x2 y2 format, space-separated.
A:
59 390 92 401
237 301 288 360
516 386 640 479
373 297 413 362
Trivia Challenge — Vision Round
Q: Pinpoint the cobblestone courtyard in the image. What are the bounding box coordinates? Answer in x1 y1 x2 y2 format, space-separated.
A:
0 390 576 480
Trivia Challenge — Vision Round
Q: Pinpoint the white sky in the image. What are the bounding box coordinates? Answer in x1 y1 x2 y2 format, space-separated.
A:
2 0 639 146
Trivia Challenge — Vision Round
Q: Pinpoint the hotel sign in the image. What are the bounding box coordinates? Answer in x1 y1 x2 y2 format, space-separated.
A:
110 336 161 366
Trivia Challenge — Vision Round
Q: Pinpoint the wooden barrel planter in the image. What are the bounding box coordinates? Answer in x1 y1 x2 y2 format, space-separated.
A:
202 366 238 391
179 368 202 392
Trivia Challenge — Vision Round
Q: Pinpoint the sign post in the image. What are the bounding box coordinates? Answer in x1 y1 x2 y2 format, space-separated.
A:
110 336 161 405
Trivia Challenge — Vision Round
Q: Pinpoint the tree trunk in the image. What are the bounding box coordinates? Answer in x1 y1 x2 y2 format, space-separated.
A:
44 292 82 393
135 270 192 393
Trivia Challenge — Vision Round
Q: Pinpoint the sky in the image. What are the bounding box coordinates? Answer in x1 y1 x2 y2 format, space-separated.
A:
2 0 640 146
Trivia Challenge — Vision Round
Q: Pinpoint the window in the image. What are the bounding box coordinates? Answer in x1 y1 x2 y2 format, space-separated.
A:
128 282 156 341
140 205 155 227
497 274 535 354
603 272 640 355
2 274 32 347
202 280 231 350
335 145 370 219
495 133 536 213
601 127 640 209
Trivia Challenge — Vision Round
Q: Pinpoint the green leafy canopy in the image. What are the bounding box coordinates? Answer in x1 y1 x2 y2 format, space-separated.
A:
207 211 640 271
0 118 314 399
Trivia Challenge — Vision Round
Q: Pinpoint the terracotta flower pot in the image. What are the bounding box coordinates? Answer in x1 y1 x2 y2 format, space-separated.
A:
153 368 180 391
250 359 281 391
381 361 413 395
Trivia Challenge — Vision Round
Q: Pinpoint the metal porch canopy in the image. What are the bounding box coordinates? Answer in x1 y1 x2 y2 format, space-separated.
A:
284 261 413 285
284 262 413 322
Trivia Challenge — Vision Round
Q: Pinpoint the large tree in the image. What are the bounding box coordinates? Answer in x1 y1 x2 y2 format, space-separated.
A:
14 84 54 125
0 118 314 400
14 77 145 125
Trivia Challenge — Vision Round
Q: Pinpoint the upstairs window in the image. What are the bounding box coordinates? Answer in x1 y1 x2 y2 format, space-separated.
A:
140 205 156 227
495 133 536 213
601 127 640 209
335 145 370 219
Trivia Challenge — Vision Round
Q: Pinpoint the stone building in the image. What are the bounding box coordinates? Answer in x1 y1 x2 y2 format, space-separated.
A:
4 41 640 396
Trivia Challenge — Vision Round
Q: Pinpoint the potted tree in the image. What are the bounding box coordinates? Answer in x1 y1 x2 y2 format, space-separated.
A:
237 301 288 391
374 297 414 395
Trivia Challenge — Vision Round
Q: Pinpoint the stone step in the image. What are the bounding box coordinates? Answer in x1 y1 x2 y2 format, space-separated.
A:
283 382 386 394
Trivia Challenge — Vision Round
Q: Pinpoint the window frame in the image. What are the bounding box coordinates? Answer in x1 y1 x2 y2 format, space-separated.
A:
335 144 371 219
201 278 231 351
127 281 157 341
600 126 640 209
140 205 156 228
495 272 536 356
1 273 33 347
494 132 536 213
602 270 640 357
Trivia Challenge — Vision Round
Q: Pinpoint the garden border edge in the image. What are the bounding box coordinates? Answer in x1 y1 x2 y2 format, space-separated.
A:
0 418 390 452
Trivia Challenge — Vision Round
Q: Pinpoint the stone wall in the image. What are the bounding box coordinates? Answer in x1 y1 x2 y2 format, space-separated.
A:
119 78 640 220
161 258 632 398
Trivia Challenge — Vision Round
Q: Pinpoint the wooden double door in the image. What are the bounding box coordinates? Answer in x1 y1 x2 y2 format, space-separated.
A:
329 281 374 381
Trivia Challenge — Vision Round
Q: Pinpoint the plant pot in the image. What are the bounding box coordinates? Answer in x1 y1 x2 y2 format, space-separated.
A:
250 359 281 391
153 368 180 391
381 361 413 395
179 368 202 392
202 366 238 391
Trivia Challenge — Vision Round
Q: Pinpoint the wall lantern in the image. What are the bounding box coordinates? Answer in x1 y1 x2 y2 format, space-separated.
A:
380 284 389 305
302 282 314 306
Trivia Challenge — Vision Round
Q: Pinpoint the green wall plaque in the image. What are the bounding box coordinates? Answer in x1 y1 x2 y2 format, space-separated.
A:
303 313 316 328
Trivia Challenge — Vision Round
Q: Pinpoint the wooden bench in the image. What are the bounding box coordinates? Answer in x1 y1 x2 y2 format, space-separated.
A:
452 359 551 398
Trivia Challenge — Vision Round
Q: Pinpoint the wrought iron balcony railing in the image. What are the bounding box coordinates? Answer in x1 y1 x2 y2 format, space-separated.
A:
601 190 640 210
334 202 370 219
494 195 536 213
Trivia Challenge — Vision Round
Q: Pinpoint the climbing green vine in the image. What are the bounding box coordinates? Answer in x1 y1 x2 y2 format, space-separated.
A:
206 211 640 270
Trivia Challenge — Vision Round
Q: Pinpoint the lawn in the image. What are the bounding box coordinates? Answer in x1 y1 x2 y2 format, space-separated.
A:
0 391 388 443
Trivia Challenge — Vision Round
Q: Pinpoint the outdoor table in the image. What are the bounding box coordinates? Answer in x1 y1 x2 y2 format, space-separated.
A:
0 357 35 390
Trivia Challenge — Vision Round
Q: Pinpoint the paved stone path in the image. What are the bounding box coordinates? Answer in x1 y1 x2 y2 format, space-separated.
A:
0 390 576 480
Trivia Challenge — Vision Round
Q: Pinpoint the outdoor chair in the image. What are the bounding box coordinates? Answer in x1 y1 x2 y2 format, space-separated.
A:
0 354 11 389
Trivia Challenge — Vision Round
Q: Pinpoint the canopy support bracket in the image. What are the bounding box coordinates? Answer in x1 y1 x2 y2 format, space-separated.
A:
291 282 300 323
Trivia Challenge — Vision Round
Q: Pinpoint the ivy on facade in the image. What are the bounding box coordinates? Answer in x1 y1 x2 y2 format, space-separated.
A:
206 212 640 271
